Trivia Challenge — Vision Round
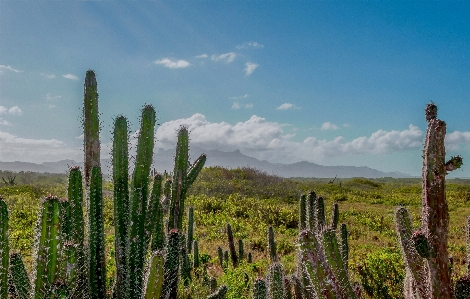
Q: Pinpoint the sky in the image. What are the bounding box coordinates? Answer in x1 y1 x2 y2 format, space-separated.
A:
1 1 470 177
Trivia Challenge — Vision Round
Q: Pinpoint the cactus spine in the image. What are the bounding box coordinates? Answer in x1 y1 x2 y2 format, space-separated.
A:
83 69 100 186
9 253 31 299
144 251 164 299
395 103 463 299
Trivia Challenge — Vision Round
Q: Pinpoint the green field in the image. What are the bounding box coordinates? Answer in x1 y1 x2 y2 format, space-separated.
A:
2 168 470 298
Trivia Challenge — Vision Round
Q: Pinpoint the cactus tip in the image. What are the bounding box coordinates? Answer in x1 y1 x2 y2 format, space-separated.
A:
425 102 438 122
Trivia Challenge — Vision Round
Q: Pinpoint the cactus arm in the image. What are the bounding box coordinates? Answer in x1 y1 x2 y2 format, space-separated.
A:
145 174 163 252
9 253 31 299
306 191 316 231
0 197 9 299
128 105 156 298
143 251 164 299
150 200 165 252
253 278 267 299
186 154 206 188
267 263 286 299
180 236 191 286
168 127 189 230
161 230 180 299
316 197 326 232
267 226 277 263
88 167 106 299
226 223 238 268
193 240 200 268
421 103 452 298
299 195 307 231
186 206 194 253
112 115 130 299
83 70 100 186
322 229 357 298
395 207 427 298
330 202 339 230
299 230 339 299
339 223 349 272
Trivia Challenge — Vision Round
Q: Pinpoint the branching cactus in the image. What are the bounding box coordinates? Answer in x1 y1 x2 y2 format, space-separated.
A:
395 103 464 299
83 70 100 186
296 191 358 299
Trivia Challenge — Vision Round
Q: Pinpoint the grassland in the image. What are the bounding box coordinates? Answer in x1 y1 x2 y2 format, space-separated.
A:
2 168 470 299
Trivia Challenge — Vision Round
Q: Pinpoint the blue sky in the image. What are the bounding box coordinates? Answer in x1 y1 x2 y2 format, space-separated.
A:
1 1 470 177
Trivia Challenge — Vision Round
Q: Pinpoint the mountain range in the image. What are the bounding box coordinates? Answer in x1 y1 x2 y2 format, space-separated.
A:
0 147 411 178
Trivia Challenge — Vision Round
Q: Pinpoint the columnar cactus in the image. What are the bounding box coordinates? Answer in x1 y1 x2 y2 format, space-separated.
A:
9 253 31 299
83 70 100 186
226 223 238 268
395 103 463 299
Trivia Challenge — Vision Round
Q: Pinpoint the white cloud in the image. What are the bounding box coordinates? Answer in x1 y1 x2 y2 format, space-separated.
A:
229 94 249 100
0 119 10 126
0 130 82 162
154 58 191 69
236 41 264 49
196 54 208 59
245 62 259 75
8 106 22 116
231 102 241 110
244 103 253 109
46 93 62 101
0 65 22 73
321 122 339 131
153 114 429 164
63 74 79 80
211 52 237 63
276 103 299 110
0 106 22 116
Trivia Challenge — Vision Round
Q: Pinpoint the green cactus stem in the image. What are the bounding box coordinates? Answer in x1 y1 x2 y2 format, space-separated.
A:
330 202 339 230
253 278 267 299
180 236 191 286
33 196 61 299
299 194 307 231
223 251 229 271
150 198 165 252
193 240 200 268
322 229 357 298
298 230 339 299
187 206 194 253
267 263 286 299
238 239 244 262
248 252 253 264
307 191 316 231
339 223 349 271
144 251 164 299
145 174 163 251
226 223 238 268
128 105 156 299
290 275 303 299
267 226 277 263
88 167 106 299
112 115 130 299
316 197 326 231
9 253 31 299
207 285 228 299
83 69 100 186
217 247 224 268
161 229 180 299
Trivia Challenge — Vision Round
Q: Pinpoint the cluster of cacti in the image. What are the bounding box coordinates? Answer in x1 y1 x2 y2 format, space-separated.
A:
394 103 466 299
249 191 359 299
0 70 210 299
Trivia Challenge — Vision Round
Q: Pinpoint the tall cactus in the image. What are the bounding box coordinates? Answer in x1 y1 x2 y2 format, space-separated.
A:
395 103 463 299
83 69 100 186
226 223 238 268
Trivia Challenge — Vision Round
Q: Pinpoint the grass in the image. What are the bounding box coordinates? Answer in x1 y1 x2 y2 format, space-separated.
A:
2 167 470 298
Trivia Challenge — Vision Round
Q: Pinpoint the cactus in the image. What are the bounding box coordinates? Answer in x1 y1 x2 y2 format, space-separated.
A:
144 251 164 299
299 194 307 230
88 167 106 299
267 263 285 299
226 223 238 268
330 202 339 230
267 226 277 263
193 240 200 269
161 229 180 299
238 239 244 262
207 285 228 299
83 69 100 186
0 197 8 299
9 253 31 299
253 278 267 299
394 103 463 299
187 206 194 253
307 191 316 231
217 246 224 268
180 236 191 286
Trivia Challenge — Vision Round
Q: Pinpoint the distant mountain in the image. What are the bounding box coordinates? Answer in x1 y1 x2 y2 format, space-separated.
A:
0 148 411 178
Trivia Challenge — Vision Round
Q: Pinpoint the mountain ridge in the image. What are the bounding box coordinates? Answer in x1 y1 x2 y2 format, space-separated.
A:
0 148 412 178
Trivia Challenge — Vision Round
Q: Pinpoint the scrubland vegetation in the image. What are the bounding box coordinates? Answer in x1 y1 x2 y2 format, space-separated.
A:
2 168 470 298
